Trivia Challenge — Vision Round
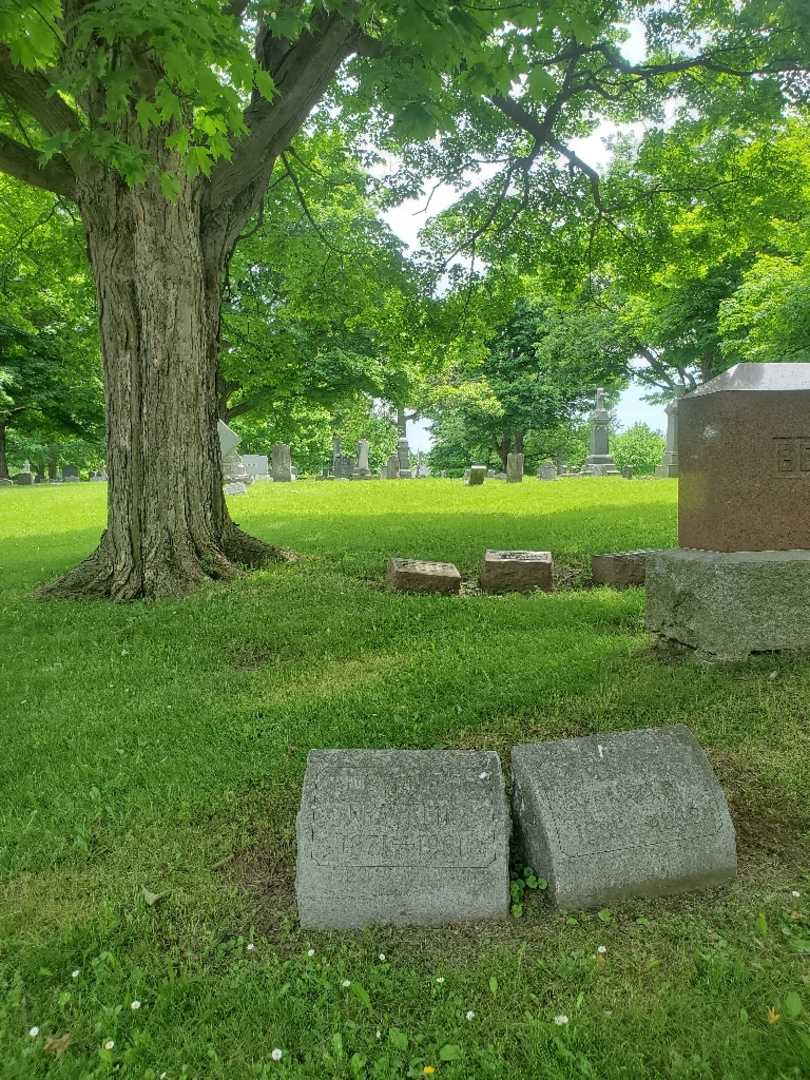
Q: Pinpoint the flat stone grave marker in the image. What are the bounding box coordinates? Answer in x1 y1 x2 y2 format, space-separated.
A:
465 465 486 485
386 557 461 594
480 550 553 593
512 726 736 911
591 550 657 588
296 749 510 928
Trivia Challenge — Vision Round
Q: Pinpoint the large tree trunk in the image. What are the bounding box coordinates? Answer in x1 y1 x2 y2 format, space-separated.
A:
41 172 278 600
0 421 7 479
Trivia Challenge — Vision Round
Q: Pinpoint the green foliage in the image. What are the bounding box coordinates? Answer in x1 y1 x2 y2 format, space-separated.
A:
611 423 666 476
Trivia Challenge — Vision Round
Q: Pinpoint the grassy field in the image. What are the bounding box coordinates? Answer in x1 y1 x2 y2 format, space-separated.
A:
1 477 808 1079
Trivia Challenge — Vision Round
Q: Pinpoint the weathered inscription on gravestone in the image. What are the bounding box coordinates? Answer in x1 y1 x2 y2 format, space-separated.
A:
296 750 510 928
773 437 810 476
512 726 736 911
272 443 292 483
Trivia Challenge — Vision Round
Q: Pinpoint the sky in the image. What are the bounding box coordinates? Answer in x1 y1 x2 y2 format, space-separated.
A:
378 21 667 451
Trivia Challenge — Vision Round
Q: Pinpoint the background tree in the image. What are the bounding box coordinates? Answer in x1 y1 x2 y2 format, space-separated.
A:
611 421 665 475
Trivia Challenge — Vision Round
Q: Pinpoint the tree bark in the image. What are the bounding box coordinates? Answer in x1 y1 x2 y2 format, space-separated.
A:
0 421 7 479
40 171 279 600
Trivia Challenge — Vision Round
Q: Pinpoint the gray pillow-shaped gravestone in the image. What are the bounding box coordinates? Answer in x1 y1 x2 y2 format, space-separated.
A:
512 726 736 910
296 749 510 928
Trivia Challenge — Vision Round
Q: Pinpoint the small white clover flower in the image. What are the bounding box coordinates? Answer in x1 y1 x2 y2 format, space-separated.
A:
378 953 386 962
554 1014 569 1026
307 948 315 957
130 1000 141 1010
71 969 80 979
246 943 256 952
596 945 607 955
479 772 489 780
435 976 445 984
103 1039 115 1051
465 1010 475 1021
28 1026 40 1038
791 890 801 898
341 979 351 988
376 1030 382 1041
271 1048 283 1061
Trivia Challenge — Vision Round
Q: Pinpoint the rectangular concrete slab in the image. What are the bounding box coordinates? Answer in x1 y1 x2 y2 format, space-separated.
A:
296 749 510 928
480 550 553 593
512 726 736 911
386 557 461 594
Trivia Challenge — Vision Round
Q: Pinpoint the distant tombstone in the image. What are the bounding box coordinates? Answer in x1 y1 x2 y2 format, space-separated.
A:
465 465 486 486
386 557 462 594
538 462 557 481
35 472 47 484
62 465 80 482
591 550 656 588
353 439 371 479
655 399 680 477
272 443 293 483
242 454 269 479
385 453 400 479
480 550 553 593
0 477 12 487
581 388 619 475
296 749 510 928
218 420 252 486
397 437 412 478
223 481 247 496
506 452 524 483
512 726 736 911
334 454 354 479
11 472 34 485
621 465 633 479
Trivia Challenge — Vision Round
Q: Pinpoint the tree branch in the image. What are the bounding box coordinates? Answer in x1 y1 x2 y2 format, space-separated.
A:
0 134 75 197
0 44 82 138
206 14 359 210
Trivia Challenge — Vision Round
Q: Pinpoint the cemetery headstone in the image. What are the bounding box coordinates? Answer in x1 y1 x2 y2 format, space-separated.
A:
62 465 80 482
272 442 293 483
537 462 557 480
397 437 412 479
465 465 486 486
647 364 810 658
621 465 633 479
242 454 270 479
334 453 354 479
218 420 252 487
0 477 12 487
385 557 462 594
480 550 553 593
655 399 680 477
296 749 510 928
512 726 736 911
353 439 371 479
506 452 524 483
591 550 656 588
385 453 400 479
581 388 619 475
12 471 34 485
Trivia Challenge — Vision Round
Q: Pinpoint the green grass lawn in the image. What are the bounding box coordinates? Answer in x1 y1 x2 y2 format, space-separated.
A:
1 477 808 1079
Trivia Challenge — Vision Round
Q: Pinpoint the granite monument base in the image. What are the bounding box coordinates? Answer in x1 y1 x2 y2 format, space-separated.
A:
646 548 810 660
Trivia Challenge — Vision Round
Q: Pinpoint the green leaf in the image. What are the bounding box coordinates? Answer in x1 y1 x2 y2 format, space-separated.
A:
756 912 768 936
331 1032 344 1058
349 1053 367 1075
350 982 371 1009
597 909 613 923
135 98 162 132
527 68 557 99
783 991 802 1018
159 172 182 202
489 975 498 996
511 902 524 918
254 67 276 102
439 1044 462 1061
389 1028 408 1052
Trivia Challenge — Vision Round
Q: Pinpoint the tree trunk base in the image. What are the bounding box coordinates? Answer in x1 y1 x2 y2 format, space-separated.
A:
37 525 287 602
